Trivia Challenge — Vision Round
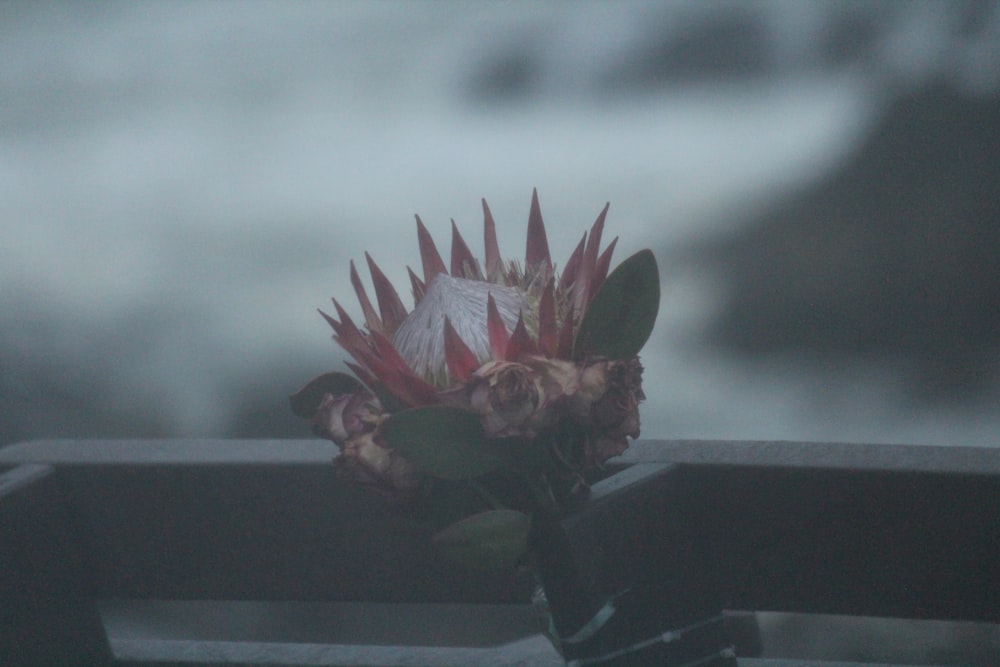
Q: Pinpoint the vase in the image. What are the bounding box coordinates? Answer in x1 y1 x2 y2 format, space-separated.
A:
529 462 739 666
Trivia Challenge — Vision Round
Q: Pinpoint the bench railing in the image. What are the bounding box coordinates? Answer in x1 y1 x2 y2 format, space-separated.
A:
2 438 998 666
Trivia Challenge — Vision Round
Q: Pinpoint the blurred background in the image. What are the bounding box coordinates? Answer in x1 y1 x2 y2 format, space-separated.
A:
3 0 998 449
3 1 1000 661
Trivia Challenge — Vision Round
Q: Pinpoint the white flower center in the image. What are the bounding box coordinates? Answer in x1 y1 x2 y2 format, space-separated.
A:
391 274 533 384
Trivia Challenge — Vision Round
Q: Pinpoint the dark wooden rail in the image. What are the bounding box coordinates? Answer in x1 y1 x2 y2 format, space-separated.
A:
2 438 998 666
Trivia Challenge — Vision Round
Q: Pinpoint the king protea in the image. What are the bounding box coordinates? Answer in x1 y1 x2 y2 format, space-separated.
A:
291 190 659 567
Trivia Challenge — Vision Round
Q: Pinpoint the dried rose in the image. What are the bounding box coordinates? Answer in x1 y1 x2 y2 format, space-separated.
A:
466 361 543 437
335 430 422 499
589 358 644 435
312 390 381 444
522 356 580 405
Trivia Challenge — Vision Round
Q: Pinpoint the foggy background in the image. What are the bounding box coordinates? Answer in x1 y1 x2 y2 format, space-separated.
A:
3 1 999 449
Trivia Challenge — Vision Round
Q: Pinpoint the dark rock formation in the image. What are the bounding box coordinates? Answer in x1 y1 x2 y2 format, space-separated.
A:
701 83 1000 398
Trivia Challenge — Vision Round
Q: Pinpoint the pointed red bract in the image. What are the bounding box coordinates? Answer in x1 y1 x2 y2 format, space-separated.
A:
525 188 551 272
450 219 481 279
328 300 368 354
577 203 608 305
560 232 587 291
486 293 510 359
369 330 414 374
398 372 441 406
365 253 408 335
537 279 557 357
505 313 538 361
415 215 448 284
318 193 629 412
583 203 609 279
443 316 480 382
350 260 382 333
319 307 339 332
589 237 618 305
482 199 501 280
369 330 439 406
407 266 426 304
345 361 377 389
556 302 576 359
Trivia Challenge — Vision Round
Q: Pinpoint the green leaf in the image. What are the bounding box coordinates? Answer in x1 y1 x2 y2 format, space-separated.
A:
380 406 503 480
574 249 660 360
289 372 366 418
433 509 531 571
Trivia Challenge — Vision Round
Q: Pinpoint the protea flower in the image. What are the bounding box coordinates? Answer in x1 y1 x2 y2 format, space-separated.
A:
292 190 659 562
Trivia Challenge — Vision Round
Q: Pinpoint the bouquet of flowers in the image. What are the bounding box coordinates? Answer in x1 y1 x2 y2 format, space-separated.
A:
291 190 659 571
